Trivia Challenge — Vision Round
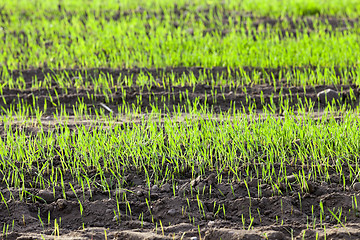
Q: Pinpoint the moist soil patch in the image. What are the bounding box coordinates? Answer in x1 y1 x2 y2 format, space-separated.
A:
2 1 360 238
1 83 357 115
1 67 359 115
4 66 358 87
2 166 360 239
1 67 360 239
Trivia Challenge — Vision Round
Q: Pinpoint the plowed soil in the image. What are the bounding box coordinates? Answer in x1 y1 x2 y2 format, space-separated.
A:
1 66 360 240
2 162 360 240
1 67 359 116
2 7 360 239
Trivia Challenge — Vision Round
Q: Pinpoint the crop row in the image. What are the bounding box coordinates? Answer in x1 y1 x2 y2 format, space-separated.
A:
1 21 359 70
0 101 359 190
1 1 360 71
4 0 360 17
0 94 360 238
2 67 360 93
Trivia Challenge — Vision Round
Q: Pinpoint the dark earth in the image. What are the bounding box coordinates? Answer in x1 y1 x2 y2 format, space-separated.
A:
2 163 360 239
2 5 360 239
1 67 360 240
1 67 359 116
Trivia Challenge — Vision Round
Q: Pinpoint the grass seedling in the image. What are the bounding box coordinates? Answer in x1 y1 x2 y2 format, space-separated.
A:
145 198 154 223
48 211 51 227
198 225 202 240
38 209 45 230
352 195 359 217
257 208 262 224
53 218 60 237
0 192 9 214
241 214 245 229
327 208 350 236
159 220 164 236
222 204 226 220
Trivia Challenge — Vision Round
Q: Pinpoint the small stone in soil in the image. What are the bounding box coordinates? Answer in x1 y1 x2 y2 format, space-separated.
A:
208 221 215 227
306 181 315 193
286 175 297 183
205 173 217 186
190 237 198 240
65 191 76 198
38 189 55 203
161 183 171 192
190 176 201 187
353 182 360 191
317 89 339 103
151 185 159 191
167 209 176 216
266 231 285 239
56 199 67 210
190 179 196 187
